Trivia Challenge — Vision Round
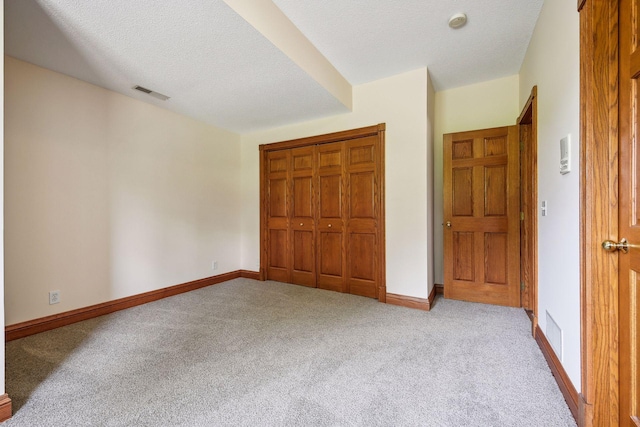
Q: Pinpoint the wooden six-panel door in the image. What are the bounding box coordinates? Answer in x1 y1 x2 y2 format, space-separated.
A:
619 0 640 423
265 150 290 283
443 126 520 307
346 136 380 298
260 124 385 301
317 142 346 292
290 146 316 287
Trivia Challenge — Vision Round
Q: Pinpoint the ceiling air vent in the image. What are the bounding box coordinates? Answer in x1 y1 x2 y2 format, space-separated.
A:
132 85 170 101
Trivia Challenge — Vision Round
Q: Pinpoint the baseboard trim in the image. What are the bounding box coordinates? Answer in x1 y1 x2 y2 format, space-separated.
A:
0 394 11 422
435 283 444 295
386 286 436 311
535 325 580 425
6 270 260 341
239 270 261 280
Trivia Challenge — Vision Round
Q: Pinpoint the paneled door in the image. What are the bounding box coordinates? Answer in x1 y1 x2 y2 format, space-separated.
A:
316 142 346 292
290 146 316 287
443 126 520 307
618 0 640 423
346 135 381 298
265 149 291 283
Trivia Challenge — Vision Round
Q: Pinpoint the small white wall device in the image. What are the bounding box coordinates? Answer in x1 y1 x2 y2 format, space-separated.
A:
560 135 571 174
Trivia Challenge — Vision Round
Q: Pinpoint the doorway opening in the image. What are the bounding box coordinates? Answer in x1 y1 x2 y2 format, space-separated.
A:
517 86 539 334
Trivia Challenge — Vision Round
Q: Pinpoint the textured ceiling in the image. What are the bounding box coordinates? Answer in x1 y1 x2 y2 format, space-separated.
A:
272 0 544 90
4 0 349 132
4 0 544 133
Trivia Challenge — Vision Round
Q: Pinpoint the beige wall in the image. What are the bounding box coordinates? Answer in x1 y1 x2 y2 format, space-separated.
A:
241 68 433 298
5 57 242 325
519 0 581 390
433 75 520 285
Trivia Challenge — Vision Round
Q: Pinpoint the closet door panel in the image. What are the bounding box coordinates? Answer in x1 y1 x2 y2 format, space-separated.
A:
316 142 346 291
290 147 316 287
346 136 379 298
266 150 291 282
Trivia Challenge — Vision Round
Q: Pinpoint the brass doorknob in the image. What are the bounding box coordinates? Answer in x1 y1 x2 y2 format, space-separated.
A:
602 238 633 254
445 221 452 228
300 223 303 226
328 224 332 228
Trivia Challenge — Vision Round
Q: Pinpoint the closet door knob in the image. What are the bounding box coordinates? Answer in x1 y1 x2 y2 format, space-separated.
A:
300 223 303 226
328 224 332 228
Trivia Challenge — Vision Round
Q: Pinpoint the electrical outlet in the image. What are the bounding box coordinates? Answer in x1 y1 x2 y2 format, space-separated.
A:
212 261 218 271
49 290 61 305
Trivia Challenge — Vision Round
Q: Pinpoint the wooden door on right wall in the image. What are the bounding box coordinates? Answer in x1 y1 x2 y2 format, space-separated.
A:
618 0 640 423
443 126 520 307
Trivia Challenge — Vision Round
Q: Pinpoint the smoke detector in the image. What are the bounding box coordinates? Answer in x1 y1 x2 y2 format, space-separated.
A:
448 13 467 29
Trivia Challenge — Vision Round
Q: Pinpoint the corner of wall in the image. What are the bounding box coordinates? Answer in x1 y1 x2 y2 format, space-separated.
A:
426 70 436 292
1 0 6 397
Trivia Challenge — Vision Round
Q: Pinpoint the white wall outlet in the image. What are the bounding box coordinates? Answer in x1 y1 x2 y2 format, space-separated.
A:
212 260 218 271
49 290 61 305
541 200 548 216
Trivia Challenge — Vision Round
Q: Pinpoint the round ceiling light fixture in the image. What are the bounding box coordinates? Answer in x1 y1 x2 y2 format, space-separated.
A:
448 13 467 29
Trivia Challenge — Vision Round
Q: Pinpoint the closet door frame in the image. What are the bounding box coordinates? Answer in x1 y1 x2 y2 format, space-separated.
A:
259 123 386 302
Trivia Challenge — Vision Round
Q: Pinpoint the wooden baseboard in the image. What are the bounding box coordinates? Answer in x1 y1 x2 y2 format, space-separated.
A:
535 325 580 425
239 270 261 280
435 283 444 295
386 286 436 311
6 270 260 341
0 394 11 422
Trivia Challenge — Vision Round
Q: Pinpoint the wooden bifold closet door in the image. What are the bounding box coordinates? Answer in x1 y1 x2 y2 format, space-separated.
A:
260 124 386 301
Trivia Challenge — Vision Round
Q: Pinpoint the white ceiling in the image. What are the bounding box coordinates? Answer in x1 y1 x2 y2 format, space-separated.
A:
4 0 544 133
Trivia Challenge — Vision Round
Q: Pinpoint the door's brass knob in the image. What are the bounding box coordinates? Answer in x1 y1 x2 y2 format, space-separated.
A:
328 224 332 228
602 238 631 253
445 221 452 228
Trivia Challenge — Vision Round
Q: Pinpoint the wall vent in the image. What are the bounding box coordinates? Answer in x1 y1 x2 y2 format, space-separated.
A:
132 85 170 101
546 311 563 362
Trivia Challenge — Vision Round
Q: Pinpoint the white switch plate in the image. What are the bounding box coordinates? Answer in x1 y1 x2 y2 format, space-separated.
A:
541 200 547 216
560 135 571 174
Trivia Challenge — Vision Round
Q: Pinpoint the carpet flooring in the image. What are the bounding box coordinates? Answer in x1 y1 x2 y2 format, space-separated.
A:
4 278 576 426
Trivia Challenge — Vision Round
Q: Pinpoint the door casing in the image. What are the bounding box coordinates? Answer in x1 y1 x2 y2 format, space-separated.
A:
518 86 539 334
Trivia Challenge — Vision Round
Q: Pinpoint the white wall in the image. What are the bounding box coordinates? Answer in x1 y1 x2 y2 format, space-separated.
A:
5 57 242 325
433 75 520 284
519 0 581 389
241 68 432 299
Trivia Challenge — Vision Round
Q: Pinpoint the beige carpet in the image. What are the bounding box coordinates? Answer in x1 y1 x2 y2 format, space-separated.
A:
4 278 576 426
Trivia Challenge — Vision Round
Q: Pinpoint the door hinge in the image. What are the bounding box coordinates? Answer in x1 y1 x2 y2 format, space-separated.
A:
520 212 525 221
521 281 525 291
520 141 524 151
